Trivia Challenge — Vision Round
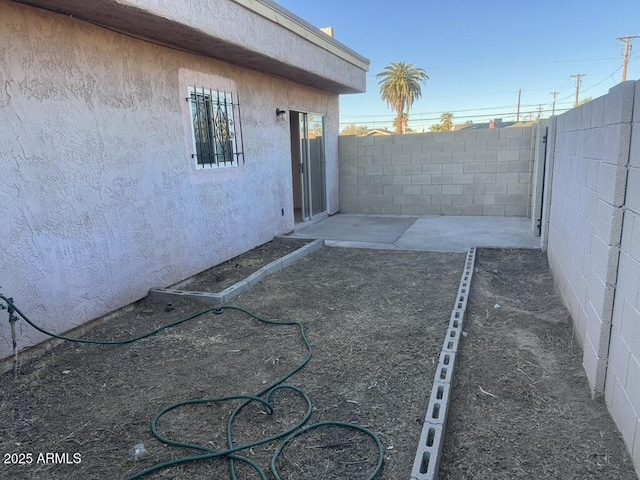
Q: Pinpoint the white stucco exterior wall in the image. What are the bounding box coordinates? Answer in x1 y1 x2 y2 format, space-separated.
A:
118 0 367 91
16 0 369 94
0 0 340 360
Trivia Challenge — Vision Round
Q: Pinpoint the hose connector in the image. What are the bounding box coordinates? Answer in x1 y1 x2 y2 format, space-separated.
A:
4 296 20 378
7 298 17 324
0 290 6 311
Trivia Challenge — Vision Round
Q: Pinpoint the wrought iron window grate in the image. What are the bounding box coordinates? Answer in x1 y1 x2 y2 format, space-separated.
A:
187 86 244 168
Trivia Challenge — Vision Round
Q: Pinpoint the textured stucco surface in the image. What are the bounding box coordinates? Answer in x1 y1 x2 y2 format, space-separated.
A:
0 0 339 359
119 0 367 89
15 0 368 93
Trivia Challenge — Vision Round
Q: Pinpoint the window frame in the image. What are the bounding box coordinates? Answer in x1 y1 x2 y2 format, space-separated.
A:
187 86 242 170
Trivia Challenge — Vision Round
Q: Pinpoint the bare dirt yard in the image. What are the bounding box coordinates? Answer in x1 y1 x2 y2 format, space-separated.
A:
1 245 637 480
0 246 463 480
173 239 312 292
440 249 638 480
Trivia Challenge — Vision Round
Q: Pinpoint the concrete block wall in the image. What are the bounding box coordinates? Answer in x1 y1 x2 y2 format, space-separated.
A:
605 81 640 472
547 82 634 393
545 80 640 475
339 127 534 216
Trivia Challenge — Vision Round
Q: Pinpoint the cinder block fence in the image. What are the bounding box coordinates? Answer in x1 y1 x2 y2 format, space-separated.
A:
338 81 640 476
339 127 535 216
543 81 640 474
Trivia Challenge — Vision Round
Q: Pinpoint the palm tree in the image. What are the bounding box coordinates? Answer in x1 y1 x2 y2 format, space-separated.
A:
441 112 454 132
429 112 454 133
392 113 410 134
376 62 428 135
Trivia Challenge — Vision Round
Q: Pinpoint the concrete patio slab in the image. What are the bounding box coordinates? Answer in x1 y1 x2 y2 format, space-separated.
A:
396 216 542 252
290 214 417 244
289 214 541 253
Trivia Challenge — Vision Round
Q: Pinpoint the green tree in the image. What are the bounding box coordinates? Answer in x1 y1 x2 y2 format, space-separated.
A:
429 112 454 132
392 113 412 134
577 96 593 107
441 112 454 131
341 124 369 136
376 62 428 135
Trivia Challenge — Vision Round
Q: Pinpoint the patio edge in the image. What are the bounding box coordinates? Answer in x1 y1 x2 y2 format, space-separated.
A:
149 239 324 306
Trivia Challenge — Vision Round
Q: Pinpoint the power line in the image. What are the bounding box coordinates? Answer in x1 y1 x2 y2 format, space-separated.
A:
345 40 640 131
341 101 577 122
347 55 634 127
341 102 568 119
339 106 575 128
356 65 624 112
582 65 623 93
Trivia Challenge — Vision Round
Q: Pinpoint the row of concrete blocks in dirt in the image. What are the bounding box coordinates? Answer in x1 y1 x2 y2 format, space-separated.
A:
411 247 477 480
149 239 324 306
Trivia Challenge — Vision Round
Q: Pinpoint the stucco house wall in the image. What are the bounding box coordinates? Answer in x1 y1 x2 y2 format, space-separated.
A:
0 0 366 360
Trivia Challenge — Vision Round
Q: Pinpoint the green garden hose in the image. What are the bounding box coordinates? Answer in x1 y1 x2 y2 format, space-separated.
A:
0 295 385 479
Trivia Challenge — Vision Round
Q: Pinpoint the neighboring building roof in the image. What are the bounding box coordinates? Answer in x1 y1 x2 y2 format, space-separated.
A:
455 119 538 131
15 0 369 94
362 128 393 136
508 121 539 128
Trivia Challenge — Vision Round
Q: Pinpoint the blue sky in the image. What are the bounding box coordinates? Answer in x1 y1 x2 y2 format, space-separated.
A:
275 0 640 131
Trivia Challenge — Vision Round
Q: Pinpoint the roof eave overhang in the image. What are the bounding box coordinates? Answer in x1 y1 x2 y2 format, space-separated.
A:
12 0 370 94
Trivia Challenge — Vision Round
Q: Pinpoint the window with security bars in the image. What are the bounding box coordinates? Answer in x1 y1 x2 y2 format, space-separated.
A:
188 87 244 168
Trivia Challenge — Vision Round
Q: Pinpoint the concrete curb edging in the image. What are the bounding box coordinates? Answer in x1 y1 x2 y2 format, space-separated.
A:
410 247 477 480
149 239 324 306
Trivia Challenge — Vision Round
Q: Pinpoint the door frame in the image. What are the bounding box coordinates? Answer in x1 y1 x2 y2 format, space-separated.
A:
289 110 327 225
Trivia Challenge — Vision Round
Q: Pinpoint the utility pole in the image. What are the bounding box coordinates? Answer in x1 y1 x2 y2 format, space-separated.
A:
537 104 542 120
572 74 586 107
618 35 640 82
516 88 522 122
550 92 559 116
